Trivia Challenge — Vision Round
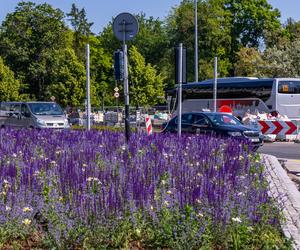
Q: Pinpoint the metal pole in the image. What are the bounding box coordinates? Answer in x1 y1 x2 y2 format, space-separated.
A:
123 21 130 142
178 43 183 137
86 44 91 130
194 0 198 82
213 57 218 112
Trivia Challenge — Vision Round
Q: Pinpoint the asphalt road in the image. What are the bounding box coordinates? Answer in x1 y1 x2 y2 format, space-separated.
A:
258 142 300 159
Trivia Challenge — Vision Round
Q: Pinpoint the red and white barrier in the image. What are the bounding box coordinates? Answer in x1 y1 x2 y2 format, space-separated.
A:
258 120 298 135
145 115 152 135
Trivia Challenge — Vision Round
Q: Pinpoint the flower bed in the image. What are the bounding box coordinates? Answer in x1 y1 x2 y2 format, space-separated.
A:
0 129 291 248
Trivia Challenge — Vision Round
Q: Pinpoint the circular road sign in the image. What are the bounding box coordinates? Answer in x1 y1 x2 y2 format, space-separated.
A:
114 87 119 92
114 92 120 98
113 12 139 42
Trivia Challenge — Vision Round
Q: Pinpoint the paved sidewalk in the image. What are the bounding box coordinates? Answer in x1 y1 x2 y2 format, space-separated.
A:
262 154 300 249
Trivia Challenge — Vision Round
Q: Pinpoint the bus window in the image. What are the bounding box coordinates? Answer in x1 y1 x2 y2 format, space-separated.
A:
278 81 300 94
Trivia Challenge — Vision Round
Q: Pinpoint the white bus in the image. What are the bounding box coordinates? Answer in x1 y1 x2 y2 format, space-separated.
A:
166 77 300 120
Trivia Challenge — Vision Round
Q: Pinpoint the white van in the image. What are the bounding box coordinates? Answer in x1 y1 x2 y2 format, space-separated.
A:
0 102 70 129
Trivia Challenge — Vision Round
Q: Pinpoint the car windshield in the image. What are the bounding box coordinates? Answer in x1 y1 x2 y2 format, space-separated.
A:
28 103 63 115
205 113 242 126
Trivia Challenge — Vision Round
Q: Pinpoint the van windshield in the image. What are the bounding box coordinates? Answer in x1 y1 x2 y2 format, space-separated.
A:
28 103 64 115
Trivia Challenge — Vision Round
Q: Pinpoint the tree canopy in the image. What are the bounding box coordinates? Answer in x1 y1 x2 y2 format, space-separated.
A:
0 1 298 108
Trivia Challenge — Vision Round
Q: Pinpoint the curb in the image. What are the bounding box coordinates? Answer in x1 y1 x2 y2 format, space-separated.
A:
262 154 300 249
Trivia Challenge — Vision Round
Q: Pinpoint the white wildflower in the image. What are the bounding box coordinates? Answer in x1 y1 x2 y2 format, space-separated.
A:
232 217 242 223
164 201 170 206
33 170 40 177
22 219 31 226
197 212 204 217
50 160 57 166
5 206 11 211
87 177 101 184
22 207 32 213
12 153 17 158
166 190 172 195
162 153 168 159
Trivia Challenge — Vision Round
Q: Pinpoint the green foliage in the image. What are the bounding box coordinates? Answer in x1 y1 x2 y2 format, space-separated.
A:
67 3 94 61
129 46 165 107
0 0 296 106
165 0 281 79
89 36 115 107
46 48 86 107
0 1 68 100
234 47 265 77
0 57 20 101
1 208 291 249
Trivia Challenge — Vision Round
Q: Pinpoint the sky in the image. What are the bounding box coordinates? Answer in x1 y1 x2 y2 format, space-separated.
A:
0 0 299 34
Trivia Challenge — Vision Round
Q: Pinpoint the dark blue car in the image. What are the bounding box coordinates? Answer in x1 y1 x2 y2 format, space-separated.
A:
162 112 263 150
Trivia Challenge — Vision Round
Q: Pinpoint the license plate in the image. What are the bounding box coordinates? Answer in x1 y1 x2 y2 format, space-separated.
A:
251 138 260 142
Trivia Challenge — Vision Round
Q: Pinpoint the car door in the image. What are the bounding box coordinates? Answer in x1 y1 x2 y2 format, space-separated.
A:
190 114 212 134
21 103 31 128
174 113 193 133
7 103 22 128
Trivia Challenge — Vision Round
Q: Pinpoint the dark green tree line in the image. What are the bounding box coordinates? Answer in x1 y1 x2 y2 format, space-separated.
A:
0 0 298 107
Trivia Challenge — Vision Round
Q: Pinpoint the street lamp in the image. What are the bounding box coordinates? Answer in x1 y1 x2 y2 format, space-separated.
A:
194 0 198 83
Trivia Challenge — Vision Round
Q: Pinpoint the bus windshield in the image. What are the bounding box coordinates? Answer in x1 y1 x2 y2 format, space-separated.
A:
278 81 300 94
28 103 64 115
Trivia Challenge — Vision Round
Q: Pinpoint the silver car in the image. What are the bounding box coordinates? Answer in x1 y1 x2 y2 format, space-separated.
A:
0 101 69 129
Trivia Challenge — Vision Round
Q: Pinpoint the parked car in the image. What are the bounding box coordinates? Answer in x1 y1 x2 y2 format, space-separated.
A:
0 101 69 129
161 112 263 150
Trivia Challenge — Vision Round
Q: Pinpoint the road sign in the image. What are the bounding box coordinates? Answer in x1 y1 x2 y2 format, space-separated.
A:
258 120 298 135
114 87 119 92
114 92 120 98
113 13 139 42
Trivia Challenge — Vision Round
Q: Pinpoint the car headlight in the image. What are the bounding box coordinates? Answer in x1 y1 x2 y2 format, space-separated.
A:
228 131 242 137
36 119 46 125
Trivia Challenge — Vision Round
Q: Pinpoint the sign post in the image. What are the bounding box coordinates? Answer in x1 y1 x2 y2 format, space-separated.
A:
213 57 218 112
177 43 183 137
86 44 91 130
113 13 139 143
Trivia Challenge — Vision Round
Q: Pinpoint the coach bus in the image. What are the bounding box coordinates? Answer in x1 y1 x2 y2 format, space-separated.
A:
166 77 300 120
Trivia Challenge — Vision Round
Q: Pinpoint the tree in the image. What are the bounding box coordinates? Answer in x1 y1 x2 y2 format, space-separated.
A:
46 48 87 107
67 4 94 61
0 57 20 101
166 0 232 81
0 2 68 100
128 46 165 107
99 13 169 76
259 39 300 78
234 47 265 77
165 0 282 79
89 36 114 107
